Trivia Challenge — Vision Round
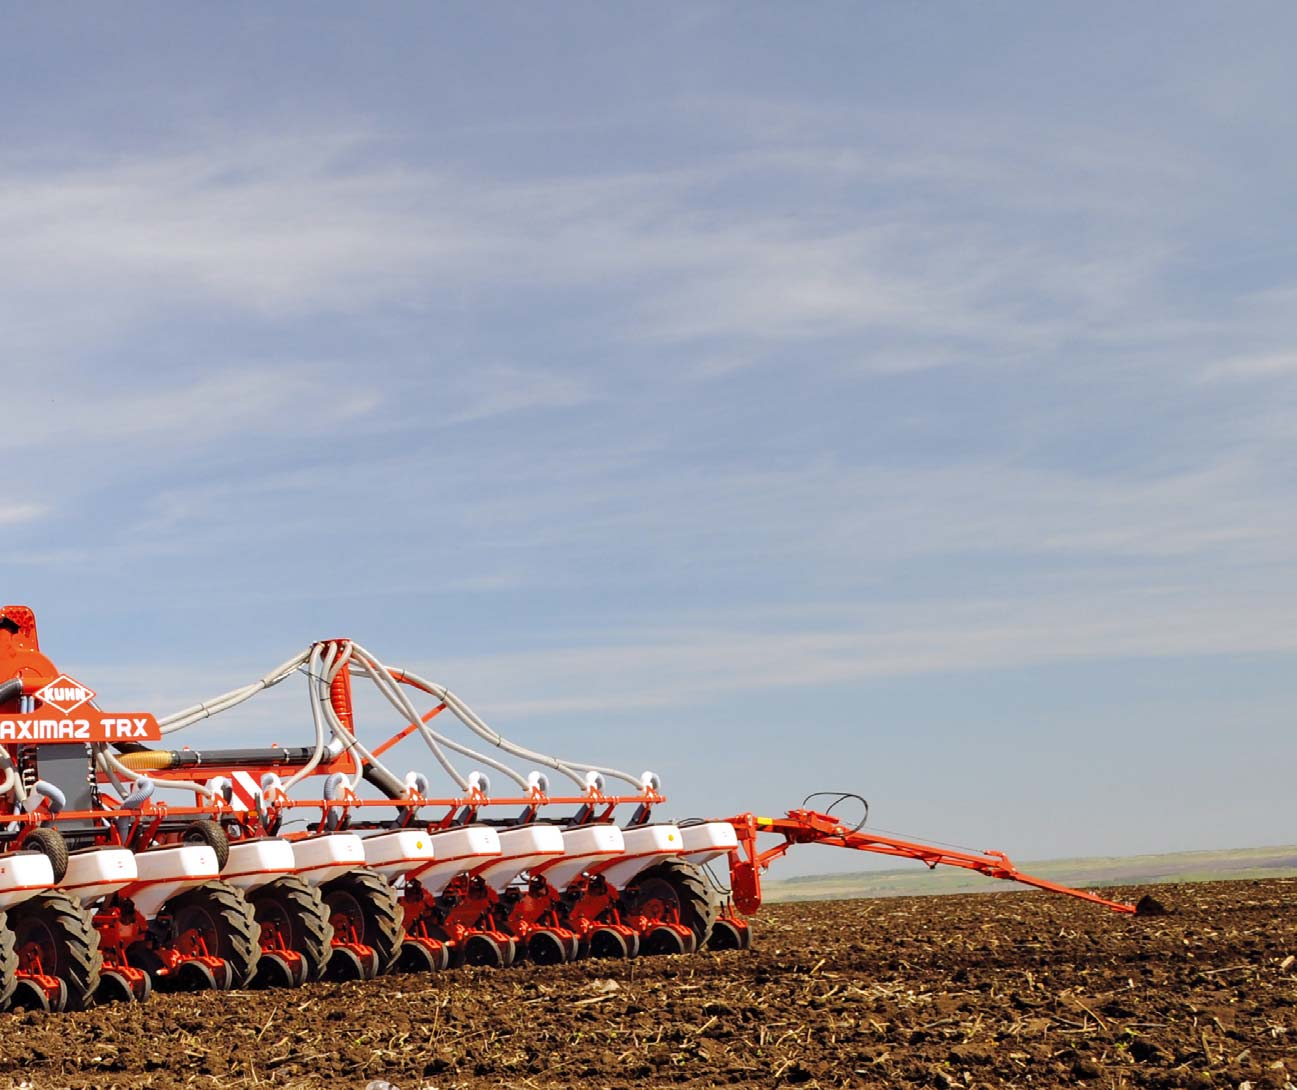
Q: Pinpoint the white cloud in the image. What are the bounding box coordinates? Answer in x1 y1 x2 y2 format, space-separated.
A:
0 503 46 526
437 365 595 425
1199 351 1297 383
75 575 1297 759
0 365 379 453
467 454 1294 569
47 428 1290 587
0 116 1229 372
389 581 1297 720
4 116 1294 740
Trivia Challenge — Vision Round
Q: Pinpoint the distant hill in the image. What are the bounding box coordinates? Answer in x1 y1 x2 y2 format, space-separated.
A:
760 844 1297 901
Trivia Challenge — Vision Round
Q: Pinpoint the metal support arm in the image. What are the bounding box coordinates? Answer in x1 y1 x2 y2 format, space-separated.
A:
726 809 1144 916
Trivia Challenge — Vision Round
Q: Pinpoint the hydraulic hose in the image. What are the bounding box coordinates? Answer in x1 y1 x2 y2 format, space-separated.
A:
348 645 472 792
96 743 214 800
32 780 66 813
312 648 409 795
393 667 643 790
159 649 311 734
149 638 652 803
0 747 22 803
281 642 336 791
351 644 532 791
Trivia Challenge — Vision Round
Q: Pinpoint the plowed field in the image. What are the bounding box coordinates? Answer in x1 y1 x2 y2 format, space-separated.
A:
4 879 1295 1090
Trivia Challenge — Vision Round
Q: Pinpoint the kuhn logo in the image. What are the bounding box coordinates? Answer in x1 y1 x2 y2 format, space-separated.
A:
35 674 97 714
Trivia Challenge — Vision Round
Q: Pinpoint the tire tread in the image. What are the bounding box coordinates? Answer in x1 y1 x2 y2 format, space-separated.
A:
0 910 17 1010
251 874 333 982
322 868 402 974
165 880 259 989
628 860 722 949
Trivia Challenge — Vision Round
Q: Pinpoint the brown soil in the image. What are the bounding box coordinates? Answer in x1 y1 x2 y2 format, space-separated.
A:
3 878 1295 1090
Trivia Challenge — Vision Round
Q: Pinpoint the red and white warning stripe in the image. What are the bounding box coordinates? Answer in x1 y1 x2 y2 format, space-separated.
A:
208 771 262 810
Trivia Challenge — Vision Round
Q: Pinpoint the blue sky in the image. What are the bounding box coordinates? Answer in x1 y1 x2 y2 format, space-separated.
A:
3 5 1295 875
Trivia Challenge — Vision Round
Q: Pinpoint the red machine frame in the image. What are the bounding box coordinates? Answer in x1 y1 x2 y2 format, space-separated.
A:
0 604 1159 1011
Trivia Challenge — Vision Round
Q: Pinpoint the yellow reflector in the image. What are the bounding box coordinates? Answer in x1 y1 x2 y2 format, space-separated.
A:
756 816 773 826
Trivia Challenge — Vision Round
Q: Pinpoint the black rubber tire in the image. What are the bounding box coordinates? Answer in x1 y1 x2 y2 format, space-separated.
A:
707 918 748 951
0 910 17 1010
397 939 450 974
249 875 333 984
588 927 629 960
623 860 721 950
95 970 138 1005
174 959 229 991
320 869 402 975
463 933 507 968
7 891 102 1010
161 880 259 989
322 944 377 982
9 978 64 1012
527 930 568 965
643 925 687 956
182 820 230 872
23 827 69 883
